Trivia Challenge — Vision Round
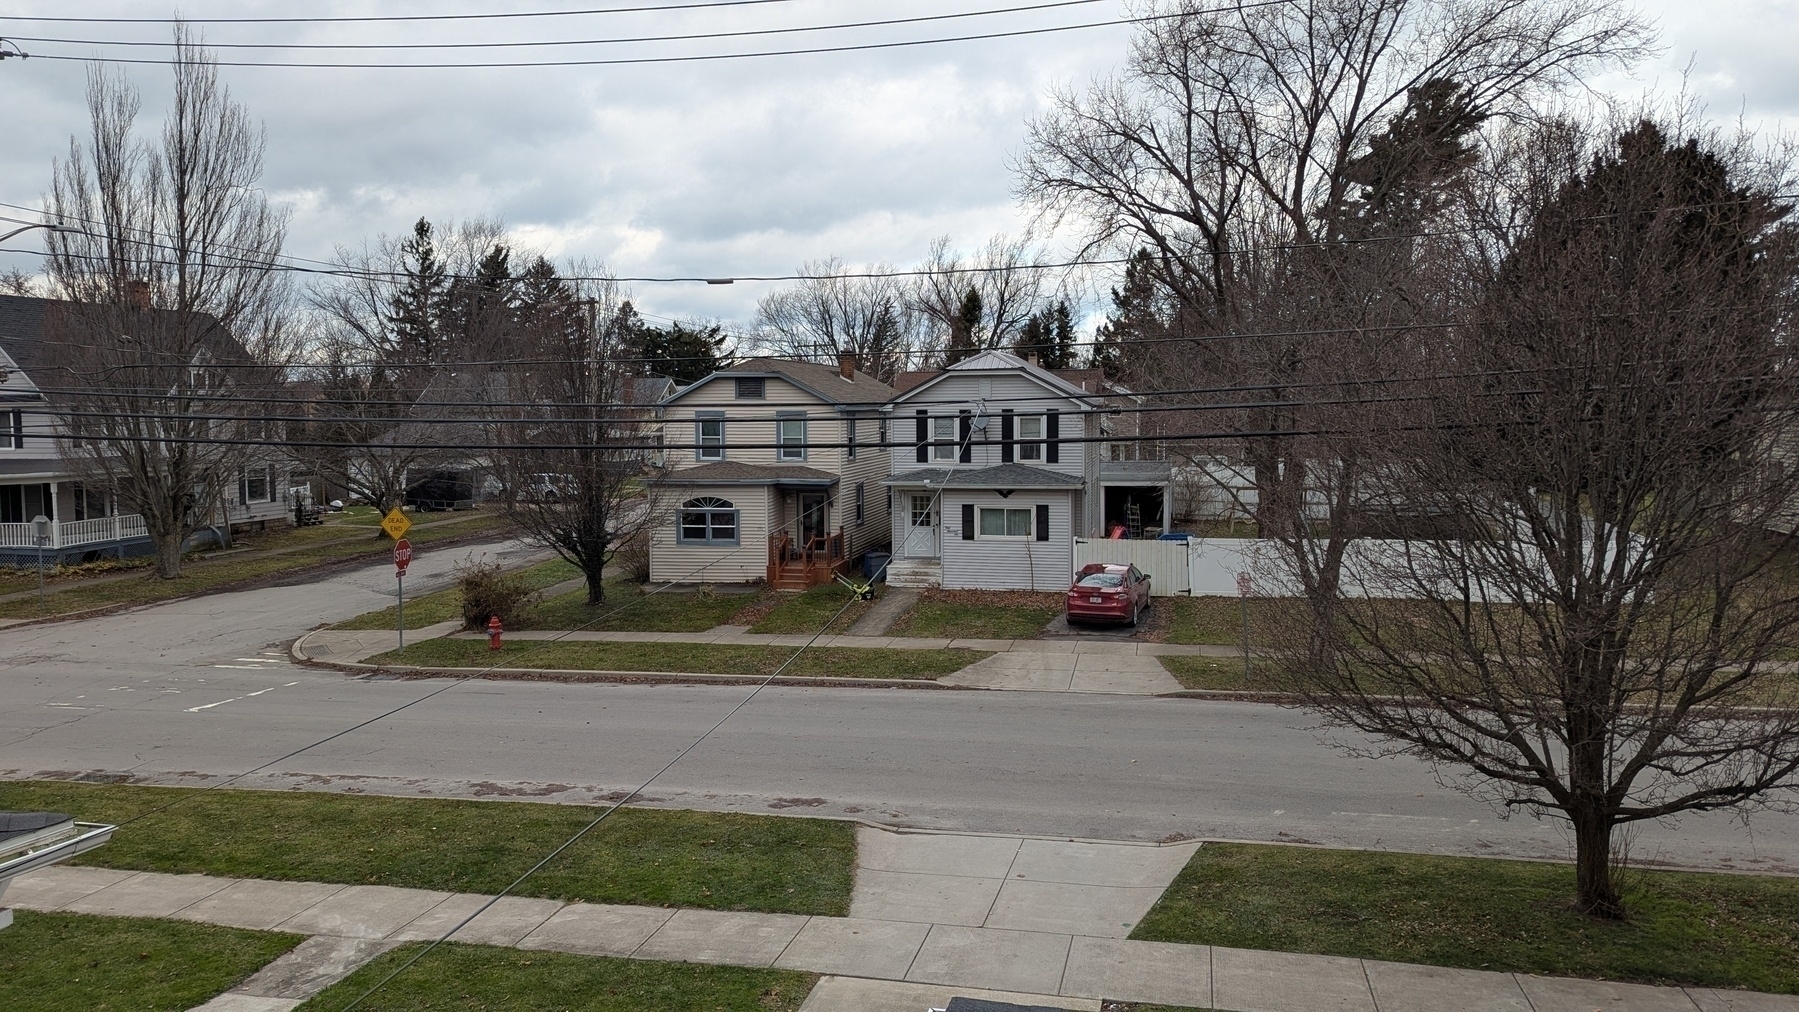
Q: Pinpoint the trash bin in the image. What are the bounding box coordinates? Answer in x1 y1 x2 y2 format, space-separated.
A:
863 551 891 582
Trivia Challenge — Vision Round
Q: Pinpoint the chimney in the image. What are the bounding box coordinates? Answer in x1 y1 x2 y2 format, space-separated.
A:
125 279 152 312
1023 351 1039 367
622 377 636 405
838 352 858 380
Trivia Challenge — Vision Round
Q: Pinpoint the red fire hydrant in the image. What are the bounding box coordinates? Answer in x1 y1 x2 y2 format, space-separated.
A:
487 614 503 651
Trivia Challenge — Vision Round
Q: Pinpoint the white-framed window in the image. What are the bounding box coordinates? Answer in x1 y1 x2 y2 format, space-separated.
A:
846 414 857 459
696 413 725 460
678 496 739 545
855 482 865 523
1 410 21 450
777 413 807 461
931 417 956 461
977 506 1033 539
909 494 933 528
1018 415 1043 461
241 467 272 504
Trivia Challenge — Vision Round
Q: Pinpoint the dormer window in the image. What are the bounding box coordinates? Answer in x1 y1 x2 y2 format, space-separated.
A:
734 377 765 400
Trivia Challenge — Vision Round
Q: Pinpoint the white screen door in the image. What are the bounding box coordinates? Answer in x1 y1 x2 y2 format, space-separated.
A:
904 494 938 557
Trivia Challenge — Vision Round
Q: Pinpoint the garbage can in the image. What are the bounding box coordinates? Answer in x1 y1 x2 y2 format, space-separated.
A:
863 550 892 582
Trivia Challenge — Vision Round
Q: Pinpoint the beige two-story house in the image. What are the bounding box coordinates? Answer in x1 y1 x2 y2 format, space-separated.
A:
649 356 894 588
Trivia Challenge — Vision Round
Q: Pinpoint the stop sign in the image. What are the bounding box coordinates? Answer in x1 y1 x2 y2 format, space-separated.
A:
394 537 413 574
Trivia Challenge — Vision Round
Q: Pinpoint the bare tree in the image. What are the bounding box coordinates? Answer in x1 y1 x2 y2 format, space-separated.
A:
1018 0 1653 529
753 257 919 380
1267 117 1799 919
490 259 662 604
42 27 290 579
910 233 1050 359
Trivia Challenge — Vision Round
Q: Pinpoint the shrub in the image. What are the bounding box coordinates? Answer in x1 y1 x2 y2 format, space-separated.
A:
612 531 652 583
455 558 539 630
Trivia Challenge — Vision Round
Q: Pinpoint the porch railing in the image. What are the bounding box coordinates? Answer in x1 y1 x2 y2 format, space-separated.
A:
0 514 150 550
766 528 847 587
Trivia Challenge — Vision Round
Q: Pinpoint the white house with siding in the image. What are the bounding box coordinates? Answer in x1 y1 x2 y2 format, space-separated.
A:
880 350 1161 592
648 356 894 588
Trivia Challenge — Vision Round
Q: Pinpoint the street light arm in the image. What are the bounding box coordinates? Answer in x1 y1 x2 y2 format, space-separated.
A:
0 223 70 244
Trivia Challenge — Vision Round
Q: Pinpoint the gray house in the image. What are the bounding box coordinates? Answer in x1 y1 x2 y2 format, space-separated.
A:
880 350 1168 591
0 294 292 563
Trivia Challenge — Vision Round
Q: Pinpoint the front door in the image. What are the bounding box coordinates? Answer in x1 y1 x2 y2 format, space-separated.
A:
797 493 829 547
903 493 938 557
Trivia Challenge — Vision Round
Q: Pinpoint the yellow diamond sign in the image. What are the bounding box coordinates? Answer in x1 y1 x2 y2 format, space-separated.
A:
380 507 412 540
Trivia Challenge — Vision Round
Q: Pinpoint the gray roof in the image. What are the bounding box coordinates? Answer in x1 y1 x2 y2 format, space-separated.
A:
884 463 1085 489
659 461 837 485
668 357 896 407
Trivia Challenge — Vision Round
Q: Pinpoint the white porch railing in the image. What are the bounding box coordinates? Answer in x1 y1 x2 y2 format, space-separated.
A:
0 514 150 550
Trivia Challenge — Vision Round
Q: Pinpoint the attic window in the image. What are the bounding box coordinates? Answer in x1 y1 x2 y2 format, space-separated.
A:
735 377 766 400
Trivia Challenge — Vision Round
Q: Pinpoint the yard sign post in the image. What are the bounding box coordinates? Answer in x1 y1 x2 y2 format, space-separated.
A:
394 537 413 653
1235 571 1253 686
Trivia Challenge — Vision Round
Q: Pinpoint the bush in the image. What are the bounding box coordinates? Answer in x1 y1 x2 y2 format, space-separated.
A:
455 558 539 630
612 531 652 583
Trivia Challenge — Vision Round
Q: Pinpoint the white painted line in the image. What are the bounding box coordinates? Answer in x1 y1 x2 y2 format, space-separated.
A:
234 658 283 664
185 681 300 713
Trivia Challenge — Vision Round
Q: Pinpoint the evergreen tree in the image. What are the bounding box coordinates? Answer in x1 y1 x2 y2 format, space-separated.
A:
1091 250 1164 380
383 218 448 364
945 286 982 364
1013 299 1079 369
617 300 728 383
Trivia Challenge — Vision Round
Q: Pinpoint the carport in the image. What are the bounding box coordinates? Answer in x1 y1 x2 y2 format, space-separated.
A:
1100 461 1172 537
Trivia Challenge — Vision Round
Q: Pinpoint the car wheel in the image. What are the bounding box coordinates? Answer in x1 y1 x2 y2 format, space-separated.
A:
1127 604 1139 627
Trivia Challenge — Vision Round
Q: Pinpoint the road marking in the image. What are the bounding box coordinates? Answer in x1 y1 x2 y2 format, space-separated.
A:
186 682 300 713
233 658 283 664
1330 811 1453 822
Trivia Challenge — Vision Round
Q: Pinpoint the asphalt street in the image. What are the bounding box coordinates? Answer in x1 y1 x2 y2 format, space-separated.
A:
2 540 1795 875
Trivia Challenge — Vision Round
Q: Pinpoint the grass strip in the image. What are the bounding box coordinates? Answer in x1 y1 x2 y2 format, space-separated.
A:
367 638 989 679
887 593 1063 640
1158 655 1281 691
749 583 876 634
0 910 301 1012
332 558 581 630
512 581 758 633
0 511 507 620
297 942 817 1011
0 782 855 916
1132 843 1799 993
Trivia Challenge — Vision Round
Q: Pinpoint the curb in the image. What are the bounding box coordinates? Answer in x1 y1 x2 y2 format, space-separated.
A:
309 657 966 691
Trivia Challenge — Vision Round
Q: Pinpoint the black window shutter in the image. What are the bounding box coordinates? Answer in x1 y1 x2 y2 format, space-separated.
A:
961 502 975 540
958 411 972 464
915 410 929 463
1000 409 1015 464
1035 503 1050 542
1046 410 1060 463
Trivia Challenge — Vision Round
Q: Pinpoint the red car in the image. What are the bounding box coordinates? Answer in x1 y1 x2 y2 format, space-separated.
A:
1066 563 1153 626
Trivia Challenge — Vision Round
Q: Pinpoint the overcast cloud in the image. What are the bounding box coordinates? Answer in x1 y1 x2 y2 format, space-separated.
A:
1 0 1795 326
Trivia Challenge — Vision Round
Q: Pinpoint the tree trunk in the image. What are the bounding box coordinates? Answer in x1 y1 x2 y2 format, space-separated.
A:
1571 805 1624 919
153 530 184 580
585 563 606 605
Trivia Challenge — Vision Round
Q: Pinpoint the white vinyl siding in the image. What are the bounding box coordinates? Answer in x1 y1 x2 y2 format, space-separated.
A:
940 489 1074 592
651 485 772 583
889 372 1087 479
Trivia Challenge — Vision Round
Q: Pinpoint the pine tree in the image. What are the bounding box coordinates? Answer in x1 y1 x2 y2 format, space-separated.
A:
383 218 448 364
945 286 982 364
1091 250 1164 380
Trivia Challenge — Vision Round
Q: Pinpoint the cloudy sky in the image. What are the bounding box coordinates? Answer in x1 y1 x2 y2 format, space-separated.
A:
1 0 1795 327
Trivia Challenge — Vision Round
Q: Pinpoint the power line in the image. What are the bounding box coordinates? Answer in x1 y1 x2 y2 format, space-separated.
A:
0 0 817 26
4 1 1109 52
8 14 1159 70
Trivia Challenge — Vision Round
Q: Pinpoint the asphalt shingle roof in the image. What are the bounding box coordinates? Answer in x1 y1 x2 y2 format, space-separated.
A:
659 461 838 484
884 463 1084 488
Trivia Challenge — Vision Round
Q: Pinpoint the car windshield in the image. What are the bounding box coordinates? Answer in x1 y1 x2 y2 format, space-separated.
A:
1076 572 1124 588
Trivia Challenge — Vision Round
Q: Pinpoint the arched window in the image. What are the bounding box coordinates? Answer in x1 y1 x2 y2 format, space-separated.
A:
678 496 738 545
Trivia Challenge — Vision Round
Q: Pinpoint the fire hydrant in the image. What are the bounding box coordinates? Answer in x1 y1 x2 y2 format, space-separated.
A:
487 614 503 651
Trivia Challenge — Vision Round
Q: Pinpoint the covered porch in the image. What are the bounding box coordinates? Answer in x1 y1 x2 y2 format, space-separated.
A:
765 479 847 591
0 480 151 565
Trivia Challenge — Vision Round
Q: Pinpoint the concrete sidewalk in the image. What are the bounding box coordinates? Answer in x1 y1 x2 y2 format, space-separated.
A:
293 621 1227 695
12 857 1795 1011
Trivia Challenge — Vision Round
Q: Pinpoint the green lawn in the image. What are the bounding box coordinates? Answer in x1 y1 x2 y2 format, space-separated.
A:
887 592 1062 640
366 638 988 680
298 942 816 1012
0 781 855 916
0 510 507 621
1163 597 1273 647
1159 655 1281 691
510 580 758 632
1133 843 1799 993
748 583 877 634
333 558 582 631
0 910 300 1012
